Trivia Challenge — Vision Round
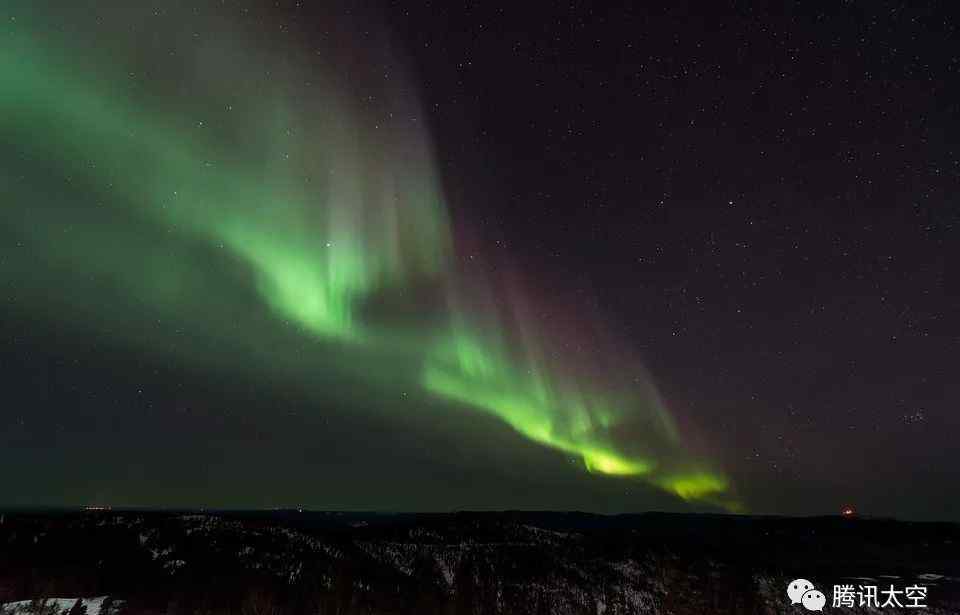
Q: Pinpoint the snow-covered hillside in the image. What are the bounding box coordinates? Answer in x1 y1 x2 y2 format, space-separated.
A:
0 596 122 615
1 511 958 614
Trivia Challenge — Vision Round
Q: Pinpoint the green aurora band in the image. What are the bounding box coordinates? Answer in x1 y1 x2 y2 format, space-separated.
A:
1 2 735 509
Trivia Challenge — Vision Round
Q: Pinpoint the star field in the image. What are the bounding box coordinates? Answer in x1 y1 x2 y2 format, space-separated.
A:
1 0 958 520
392 0 959 519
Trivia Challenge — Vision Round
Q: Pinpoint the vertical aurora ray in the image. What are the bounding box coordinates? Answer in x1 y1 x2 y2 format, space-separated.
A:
422 276 733 504
1 2 734 508
1 30 449 342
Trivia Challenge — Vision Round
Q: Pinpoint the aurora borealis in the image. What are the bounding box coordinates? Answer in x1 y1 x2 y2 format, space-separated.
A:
4 1 956 520
1 1 729 509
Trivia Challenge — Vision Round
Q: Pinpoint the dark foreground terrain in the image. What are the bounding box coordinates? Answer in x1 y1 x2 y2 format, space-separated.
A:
0 510 957 614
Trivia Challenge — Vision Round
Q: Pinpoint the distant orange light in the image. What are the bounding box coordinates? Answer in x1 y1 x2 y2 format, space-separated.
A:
841 507 855 517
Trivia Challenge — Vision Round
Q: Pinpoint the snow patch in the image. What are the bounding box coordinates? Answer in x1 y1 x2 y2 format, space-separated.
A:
1 596 121 615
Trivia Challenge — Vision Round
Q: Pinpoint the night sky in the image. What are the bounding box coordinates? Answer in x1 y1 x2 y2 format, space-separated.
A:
1 1 957 521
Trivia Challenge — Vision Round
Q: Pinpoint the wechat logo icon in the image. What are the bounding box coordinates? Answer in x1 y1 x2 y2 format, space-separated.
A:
788 579 825 612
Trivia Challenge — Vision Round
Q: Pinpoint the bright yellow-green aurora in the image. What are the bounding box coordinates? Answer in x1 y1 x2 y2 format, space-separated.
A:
1 1 734 509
